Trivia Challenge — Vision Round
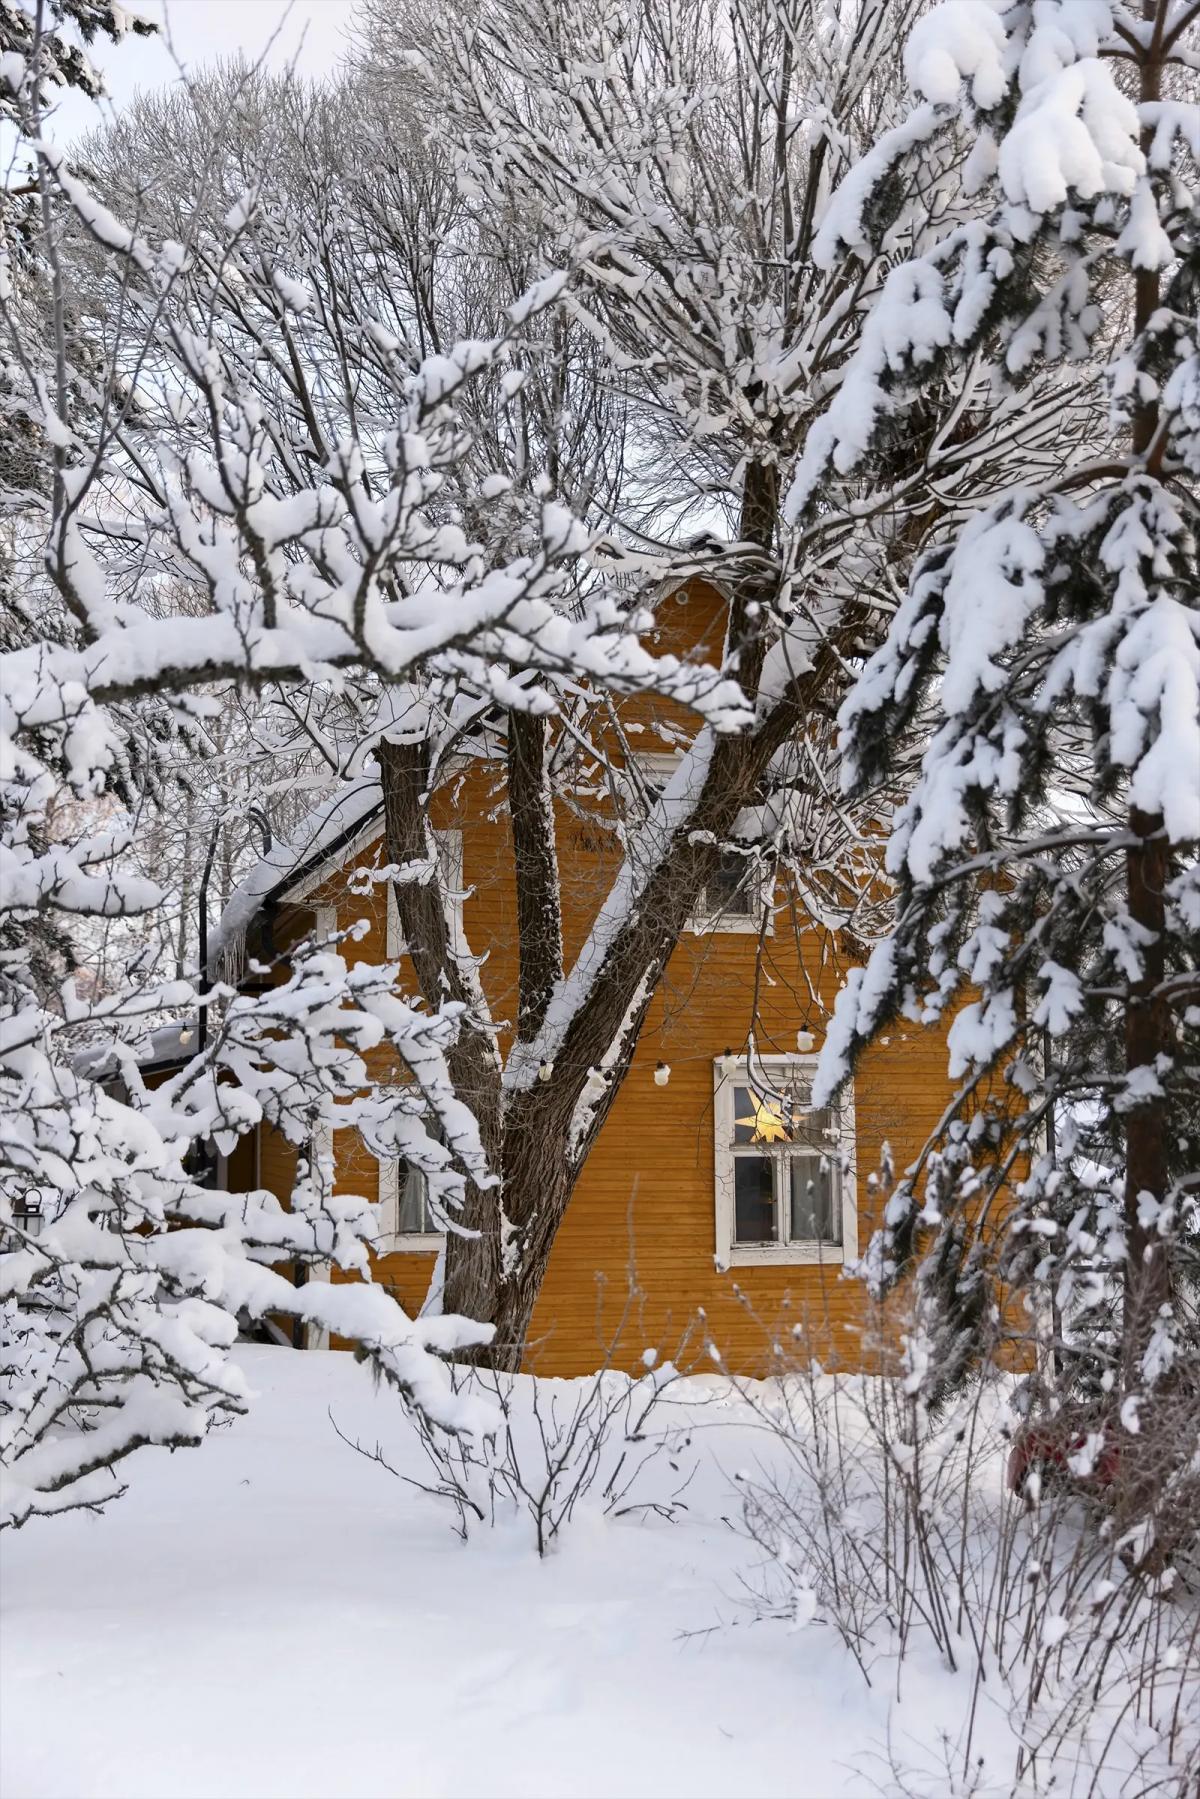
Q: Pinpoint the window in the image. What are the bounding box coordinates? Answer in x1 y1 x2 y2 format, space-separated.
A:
698 847 758 925
713 1057 855 1268
631 755 772 934
377 1111 446 1253
386 830 465 960
9 1186 47 1239
396 1162 435 1236
377 1158 442 1252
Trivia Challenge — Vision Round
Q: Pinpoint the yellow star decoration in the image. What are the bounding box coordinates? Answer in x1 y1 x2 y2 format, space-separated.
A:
736 1092 793 1145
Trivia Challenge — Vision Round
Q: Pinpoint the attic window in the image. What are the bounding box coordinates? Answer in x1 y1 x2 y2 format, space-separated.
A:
385 830 466 960
714 1058 855 1268
377 1113 446 1254
701 849 756 922
631 755 772 934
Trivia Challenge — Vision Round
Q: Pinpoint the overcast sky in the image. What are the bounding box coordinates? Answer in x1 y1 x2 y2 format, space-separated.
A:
47 0 358 141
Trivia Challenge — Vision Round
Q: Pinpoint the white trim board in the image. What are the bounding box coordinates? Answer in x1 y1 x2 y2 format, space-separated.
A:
283 816 386 906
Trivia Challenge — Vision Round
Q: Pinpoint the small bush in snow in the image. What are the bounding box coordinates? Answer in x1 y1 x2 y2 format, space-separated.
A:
334 1299 701 1554
727 1319 1200 1797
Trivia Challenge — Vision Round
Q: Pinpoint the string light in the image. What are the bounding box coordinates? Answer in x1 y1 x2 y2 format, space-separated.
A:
523 1039 843 1082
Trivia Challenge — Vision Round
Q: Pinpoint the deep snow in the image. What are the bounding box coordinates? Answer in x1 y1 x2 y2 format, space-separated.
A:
0 1348 1058 1798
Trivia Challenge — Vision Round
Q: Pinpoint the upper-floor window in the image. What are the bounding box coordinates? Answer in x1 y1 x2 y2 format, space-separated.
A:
713 1056 855 1268
385 830 465 960
698 845 761 927
629 754 772 934
377 1156 440 1252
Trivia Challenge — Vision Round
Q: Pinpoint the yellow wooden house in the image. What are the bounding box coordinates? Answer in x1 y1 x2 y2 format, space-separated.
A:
216 581 953 1375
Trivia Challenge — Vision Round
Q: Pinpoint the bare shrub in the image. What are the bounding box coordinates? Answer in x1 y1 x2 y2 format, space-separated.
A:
721 1308 1200 1796
333 1294 701 1555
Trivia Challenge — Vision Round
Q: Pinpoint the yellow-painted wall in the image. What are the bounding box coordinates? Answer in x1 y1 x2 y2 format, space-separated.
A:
255 585 955 1375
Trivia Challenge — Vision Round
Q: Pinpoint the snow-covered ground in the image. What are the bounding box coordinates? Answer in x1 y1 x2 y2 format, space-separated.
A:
0 1347 1180 1799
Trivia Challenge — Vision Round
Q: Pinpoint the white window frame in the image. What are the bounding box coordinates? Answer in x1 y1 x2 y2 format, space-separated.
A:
631 752 773 934
376 1156 442 1255
713 1055 856 1270
385 829 466 960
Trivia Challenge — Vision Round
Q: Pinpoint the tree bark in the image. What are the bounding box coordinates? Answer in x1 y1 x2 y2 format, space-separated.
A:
506 706 563 1043
1123 807 1172 1371
378 735 505 1327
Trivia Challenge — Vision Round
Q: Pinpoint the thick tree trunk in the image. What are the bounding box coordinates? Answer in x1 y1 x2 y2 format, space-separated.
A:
483 1090 580 1370
378 736 505 1328
506 707 563 1042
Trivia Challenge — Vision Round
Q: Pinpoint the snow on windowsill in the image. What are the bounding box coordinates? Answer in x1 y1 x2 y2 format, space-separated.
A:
379 1233 443 1255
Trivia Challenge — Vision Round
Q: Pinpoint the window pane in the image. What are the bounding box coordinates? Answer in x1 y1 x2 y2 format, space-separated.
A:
733 1086 796 1147
788 1156 841 1244
396 1164 432 1234
705 849 752 916
734 1156 776 1243
788 1105 833 1152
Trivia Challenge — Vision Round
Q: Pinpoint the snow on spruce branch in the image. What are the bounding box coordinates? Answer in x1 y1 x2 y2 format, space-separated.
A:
807 0 1199 1426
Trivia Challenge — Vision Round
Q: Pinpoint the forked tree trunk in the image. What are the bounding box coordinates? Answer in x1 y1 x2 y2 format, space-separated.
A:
384 452 870 1367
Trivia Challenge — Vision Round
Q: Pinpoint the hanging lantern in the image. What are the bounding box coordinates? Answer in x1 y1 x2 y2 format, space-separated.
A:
796 1029 815 1053
654 1061 671 1086
538 1060 554 1082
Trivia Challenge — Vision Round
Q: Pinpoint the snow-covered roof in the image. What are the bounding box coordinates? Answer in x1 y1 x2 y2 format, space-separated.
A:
209 777 385 977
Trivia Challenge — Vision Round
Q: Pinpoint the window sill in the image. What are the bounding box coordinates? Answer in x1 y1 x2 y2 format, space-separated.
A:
722 1243 845 1269
686 915 774 936
378 1233 442 1255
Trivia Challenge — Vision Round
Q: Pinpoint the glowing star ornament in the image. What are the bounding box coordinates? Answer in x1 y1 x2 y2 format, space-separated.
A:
736 1091 793 1145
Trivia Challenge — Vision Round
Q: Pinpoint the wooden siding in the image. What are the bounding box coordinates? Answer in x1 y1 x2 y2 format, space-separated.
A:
255 584 958 1376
